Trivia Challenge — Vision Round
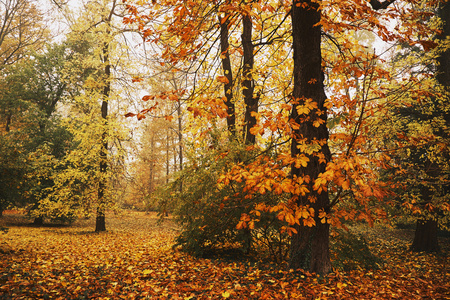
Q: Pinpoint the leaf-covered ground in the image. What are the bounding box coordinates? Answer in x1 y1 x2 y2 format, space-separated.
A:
1 211 448 299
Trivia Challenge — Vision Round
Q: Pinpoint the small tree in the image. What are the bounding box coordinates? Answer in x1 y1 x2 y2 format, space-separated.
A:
173 135 289 260
0 42 75 222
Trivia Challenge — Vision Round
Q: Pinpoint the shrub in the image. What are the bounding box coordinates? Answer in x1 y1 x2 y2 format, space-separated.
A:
170 136 290 262
331 230 383 271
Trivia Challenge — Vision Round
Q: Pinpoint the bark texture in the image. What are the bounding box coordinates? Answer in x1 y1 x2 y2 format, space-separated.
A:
242 14 258 144
411 219 440 253
289 0 331 274
219 13 236 136
95 39 110 233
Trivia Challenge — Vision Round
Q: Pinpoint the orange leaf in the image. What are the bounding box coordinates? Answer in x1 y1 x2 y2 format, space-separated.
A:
142 95 154 101
217 75 229 84
418 40 438 52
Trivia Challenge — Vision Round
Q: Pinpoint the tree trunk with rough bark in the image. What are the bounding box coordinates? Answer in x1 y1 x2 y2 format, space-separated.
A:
242 14 258 145
289 0 332 274
411 218 440 253
95 38 110 232
5 112 11 132
219 11 236 136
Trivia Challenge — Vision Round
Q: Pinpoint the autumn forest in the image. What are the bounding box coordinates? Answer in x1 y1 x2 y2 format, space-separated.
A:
1 0 449 299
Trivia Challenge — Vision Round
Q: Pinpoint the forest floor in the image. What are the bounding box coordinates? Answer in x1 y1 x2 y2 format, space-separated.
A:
0 210 449 299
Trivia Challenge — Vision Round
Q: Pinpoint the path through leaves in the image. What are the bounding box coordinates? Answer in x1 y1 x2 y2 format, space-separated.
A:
1 211 448 299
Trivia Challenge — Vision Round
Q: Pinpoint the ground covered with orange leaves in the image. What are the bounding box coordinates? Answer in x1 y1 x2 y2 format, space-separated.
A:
1 211 449 299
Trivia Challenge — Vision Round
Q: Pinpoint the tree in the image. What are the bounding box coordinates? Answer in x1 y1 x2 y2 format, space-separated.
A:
375 1 449 253
407 1 450 253
0 0 48 133
125 0 440 274
287 0 331 273
127 117 178 209
0 42 75 220
218 3 236 136
41 0 144 231
425 1 450 249
0 0 47 69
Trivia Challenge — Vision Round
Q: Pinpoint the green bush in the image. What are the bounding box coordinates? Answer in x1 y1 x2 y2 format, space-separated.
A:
170 136 289 261
172 147 253 256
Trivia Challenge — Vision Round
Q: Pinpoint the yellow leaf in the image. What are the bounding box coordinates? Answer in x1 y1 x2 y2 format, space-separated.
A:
248 221 255 230
295 155 309 168
313 118 325 127
296 105 311 115
222 291 231 298
337 282 347 289
143 269 152 275
301 209 309 219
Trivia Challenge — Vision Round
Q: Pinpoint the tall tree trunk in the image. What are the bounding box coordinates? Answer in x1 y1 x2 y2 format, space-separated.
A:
437 1 450 218
5 111 11 132
170 75 184 192
149 133 155 194
289 0 332 274
240 12 258 253
95 40 110 232
437 2 450 88
219 11 236 136
410 1 450 251
173 131 177 172
242 13 258 144
411 218 440 252
436 0 450 136
166 131 170 184
177 100 183 192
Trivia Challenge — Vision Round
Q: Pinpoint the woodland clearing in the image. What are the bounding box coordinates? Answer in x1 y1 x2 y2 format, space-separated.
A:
0 210 449 299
